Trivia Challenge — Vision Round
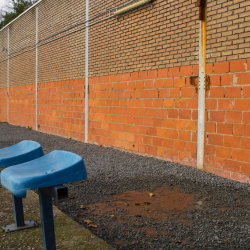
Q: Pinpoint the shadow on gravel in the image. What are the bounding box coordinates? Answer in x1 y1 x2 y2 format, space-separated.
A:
1 123 250 249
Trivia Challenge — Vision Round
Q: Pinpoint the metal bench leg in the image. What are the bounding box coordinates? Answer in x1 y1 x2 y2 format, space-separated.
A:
12 195 25 227
1 195 38 232
38 189 56 250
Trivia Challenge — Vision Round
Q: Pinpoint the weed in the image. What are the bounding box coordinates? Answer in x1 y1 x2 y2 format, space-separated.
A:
27 126 32 130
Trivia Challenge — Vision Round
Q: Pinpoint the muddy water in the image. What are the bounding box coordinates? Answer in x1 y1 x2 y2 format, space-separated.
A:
87 187 196 238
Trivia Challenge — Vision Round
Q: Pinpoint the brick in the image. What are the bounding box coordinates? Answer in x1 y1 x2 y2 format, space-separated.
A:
181 88 193 98
168 149 179 161
203 166 214 174
179 151 191 163
205 99 217 110
187 99 198 109
180 66 192 76
174 78 185 88
164 99 174 108
158 68 168 78
144 80 153 89
122 73 130 81
205 122 216 133
136 81 144 89
169 67 179 77
157 147 167 157
208 134 223 146
217 123 233 135
185 142 197 153
225 111 242 123
235 99 250 111
230 60 247 72
170 89 180 98
214 169 230 179
224 160 241 172
209 87 224 98
164 79 173 88
148 145 157 155
242 112 250 124
225 86 241 98
154 79 164 88
221 74 233 86
173 140 185 150
234 124 250 137
168 109 178 118
186 120 197 131
168 129 178 139
152 137 163 147
139 71 148 80
236 73 250 85
179 131 191 141
230 173 248 183
216 146 231 159
204 145 216 155
205 156 224 169
193 65 199 75
243 86 250 98
174 120 185 130
218 99 234 110
241 163 250 176
157 128 168 138
175 99 186 108
179 110 191 119
147 70 157 79
241 137 250 150
163 119 174 128
210 75 221 86
232 149 249 162
224 136 240 148
214 62 229 74
210 111 224 122
159 89 169 98
206 64 213 74
163 139 173 148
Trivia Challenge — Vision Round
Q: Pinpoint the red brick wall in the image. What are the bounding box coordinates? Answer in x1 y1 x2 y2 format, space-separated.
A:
88 59 250 183
0 88 7 122
37 79 86 140
1 59 250 183
9 84 36 128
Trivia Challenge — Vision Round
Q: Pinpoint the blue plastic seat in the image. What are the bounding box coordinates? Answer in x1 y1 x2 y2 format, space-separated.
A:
0 140 44 168
1 150 87 198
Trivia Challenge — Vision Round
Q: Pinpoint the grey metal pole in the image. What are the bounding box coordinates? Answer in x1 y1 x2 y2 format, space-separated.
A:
36 7 38 131
7 28 9 123
197 1 207 170
85 0 89 143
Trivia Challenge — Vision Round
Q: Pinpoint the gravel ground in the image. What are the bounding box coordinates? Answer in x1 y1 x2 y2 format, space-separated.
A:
1 122 250 249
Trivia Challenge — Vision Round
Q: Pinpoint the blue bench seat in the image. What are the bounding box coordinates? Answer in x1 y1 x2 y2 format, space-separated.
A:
1 150 87 198
0 140 44 168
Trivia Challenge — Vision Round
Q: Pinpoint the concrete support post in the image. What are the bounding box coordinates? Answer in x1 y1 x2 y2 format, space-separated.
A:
197 0 207 170
85 0 89 143
36 7 38 131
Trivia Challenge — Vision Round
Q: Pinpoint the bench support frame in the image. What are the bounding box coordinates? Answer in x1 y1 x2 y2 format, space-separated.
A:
1 195 37 232
39 189 56 250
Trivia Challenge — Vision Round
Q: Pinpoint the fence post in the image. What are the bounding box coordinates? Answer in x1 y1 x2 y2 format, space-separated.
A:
36 7 38 131
7 27 9 123
197 0 207 170
85 0 89 143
